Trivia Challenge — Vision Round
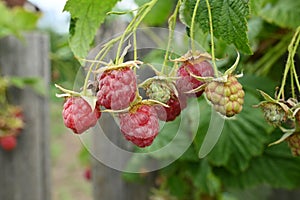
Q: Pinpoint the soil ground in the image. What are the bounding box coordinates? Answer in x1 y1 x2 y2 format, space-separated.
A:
51 103 92 200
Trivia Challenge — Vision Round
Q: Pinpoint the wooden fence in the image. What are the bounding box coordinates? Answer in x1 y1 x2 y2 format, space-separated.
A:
0 32 51 200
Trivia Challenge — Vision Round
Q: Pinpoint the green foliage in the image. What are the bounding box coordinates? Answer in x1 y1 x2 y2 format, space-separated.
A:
49 31 81 88
0 2 39 39
135 0 175 26
78 146 91 166
64 0 120 61
8 76 46 96
197 91 271 174
215 132 300 189
258 0 300 29
180 0 252 54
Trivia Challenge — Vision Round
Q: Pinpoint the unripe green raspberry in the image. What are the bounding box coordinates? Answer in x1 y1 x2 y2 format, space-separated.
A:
205 75 244 117
260 102 287 126
146 80 171 104
287 132 300 156
296 110 300 127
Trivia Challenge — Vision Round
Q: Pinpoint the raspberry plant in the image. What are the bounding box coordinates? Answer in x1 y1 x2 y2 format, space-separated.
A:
60 0 300 199
0 76 25 151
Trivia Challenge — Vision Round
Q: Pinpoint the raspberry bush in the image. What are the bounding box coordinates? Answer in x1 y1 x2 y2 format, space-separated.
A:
58 0 300 199
0 76 25 151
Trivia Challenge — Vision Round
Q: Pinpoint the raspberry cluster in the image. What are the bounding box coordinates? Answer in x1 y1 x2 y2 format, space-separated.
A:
58 52 244 147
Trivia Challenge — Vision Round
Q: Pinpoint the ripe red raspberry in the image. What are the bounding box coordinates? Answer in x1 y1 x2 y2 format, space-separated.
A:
62 97 101 134
84 167 91 181
97 67 137 110
287 132 300 156
0 135 17 151
205 75 244 117
176 60 214 97
119 104 159 147
154 94 187 122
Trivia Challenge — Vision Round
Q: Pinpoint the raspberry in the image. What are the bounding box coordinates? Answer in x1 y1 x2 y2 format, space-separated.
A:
84 167 91 181
176 60 214 97
287 132 300 156
260 102 287 126
97 67 137 110
296 109 300 127
146 80 171 104
154 94 187 122
62 97 101 134
205 75 244 117
0 135 17 151
119 104 159 147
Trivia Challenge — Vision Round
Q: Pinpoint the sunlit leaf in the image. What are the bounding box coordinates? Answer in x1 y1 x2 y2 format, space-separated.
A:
64 0 119 60
180 0 252 54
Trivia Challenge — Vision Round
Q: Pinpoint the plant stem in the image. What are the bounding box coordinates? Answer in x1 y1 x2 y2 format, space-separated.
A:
250 34 291 74
115 0 158 64
162 0 181 74
292 65 300 94
205 0 218 77
190 0 201 53
291 27 300 94
277 26 300 100
133 30 137 61
82 1 157 95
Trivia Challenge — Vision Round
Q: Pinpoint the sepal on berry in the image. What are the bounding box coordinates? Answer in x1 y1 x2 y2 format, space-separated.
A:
55 84 98 112
170 50 212 63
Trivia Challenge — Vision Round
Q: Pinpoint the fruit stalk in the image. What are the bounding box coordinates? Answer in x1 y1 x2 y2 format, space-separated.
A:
162 0 182 74
277 26 300 100
190 0 201 54
205 0 218 77
115 0 158 64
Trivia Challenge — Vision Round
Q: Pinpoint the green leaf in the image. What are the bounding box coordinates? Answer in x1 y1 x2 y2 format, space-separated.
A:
9 77 46 96
259 0 300 29
249 0 263 15
196 88 271 174
0 2 39 39
215 132 300 189
64 0 119 60
180 0 252 54
137 99 199 160
135 0 175 26
194 160 221 196
78 146 91 166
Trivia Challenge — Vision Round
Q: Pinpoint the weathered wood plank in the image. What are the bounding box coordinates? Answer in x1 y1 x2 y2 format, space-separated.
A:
0 32 51 200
